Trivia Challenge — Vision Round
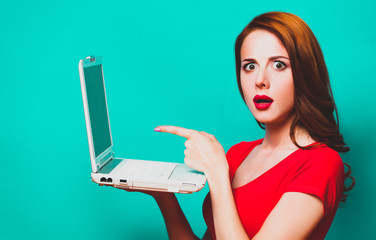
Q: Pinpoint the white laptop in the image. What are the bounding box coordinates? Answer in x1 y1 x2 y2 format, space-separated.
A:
79 56 206 193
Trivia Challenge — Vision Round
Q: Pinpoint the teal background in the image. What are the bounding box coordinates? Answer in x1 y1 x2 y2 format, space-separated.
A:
1 0 375 239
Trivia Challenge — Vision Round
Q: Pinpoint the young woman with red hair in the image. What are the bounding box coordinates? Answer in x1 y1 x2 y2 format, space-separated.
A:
127 12 354 240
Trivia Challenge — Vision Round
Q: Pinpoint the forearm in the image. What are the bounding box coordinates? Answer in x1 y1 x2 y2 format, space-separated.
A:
207 170 249 240
154 193 199 240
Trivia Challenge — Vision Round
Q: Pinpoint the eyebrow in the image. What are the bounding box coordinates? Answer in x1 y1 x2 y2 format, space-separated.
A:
242 56 290 62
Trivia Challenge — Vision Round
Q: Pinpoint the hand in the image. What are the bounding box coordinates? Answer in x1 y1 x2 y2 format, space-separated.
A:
155 126 229 179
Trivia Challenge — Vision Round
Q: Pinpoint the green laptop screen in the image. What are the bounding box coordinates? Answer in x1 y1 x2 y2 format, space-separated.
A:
84 64 112 158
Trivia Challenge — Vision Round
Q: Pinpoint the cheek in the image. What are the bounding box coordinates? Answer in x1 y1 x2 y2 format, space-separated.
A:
275 76 294 106
240 74 255 104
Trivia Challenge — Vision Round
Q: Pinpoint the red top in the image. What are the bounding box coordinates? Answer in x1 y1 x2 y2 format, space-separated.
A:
202 139 344 240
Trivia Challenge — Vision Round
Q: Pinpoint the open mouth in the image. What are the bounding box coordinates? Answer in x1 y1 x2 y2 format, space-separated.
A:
253 95 274 110
255 99 273 103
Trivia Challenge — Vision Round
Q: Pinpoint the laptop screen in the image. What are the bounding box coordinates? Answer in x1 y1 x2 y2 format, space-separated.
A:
84 64 112 158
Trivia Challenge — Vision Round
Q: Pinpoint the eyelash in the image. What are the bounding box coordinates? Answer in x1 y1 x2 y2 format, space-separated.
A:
242 61 287 71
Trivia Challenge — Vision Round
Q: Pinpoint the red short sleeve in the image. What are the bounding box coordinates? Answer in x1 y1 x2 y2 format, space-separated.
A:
284 148 344 214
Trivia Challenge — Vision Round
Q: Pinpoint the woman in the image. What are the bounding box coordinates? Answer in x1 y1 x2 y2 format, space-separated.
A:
130 11 354 239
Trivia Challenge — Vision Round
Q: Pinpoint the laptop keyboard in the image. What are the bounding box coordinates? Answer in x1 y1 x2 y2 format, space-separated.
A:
122 160 177 179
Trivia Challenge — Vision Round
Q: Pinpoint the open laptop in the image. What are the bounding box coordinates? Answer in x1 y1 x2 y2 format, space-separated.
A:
79 56 206 193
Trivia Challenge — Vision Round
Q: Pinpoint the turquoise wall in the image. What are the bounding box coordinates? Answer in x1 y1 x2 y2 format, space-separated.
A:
1 0 375 239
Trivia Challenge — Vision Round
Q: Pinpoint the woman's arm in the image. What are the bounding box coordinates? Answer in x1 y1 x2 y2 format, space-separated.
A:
122 189 201 240
152 192 200 240
253 192 323 239
207 169 249 240
156 125 250 239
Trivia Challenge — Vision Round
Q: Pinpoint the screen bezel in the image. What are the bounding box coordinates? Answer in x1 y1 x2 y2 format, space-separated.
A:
79 56 114 172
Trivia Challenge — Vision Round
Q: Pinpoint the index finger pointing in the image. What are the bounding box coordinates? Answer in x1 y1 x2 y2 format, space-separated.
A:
155 126 197 139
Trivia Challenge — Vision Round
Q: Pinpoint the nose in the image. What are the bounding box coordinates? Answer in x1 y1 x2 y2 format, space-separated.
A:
255 68 270 89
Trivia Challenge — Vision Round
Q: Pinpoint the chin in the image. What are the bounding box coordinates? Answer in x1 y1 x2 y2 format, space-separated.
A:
251 111 275 123
253 116 274 125
255 118 274 125
252 111 295 127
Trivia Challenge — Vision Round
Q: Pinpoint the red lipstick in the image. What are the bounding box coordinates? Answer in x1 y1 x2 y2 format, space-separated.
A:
253 95 274 110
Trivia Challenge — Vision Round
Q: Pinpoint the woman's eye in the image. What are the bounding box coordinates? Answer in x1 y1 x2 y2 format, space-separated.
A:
243 63 256 71
272 61 286 70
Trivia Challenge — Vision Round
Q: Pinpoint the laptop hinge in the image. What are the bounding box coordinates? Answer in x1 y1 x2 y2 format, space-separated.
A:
98 152 114 171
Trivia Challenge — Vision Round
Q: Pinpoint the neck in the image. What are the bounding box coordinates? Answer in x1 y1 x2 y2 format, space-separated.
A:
262 116 295 150
262 115 314 151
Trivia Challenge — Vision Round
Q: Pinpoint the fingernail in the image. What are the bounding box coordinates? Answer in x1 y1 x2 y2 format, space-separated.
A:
154 127 161 132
